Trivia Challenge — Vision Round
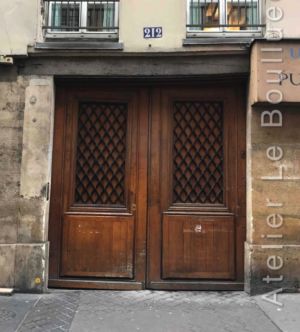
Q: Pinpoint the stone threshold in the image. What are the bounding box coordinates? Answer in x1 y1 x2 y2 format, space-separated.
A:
0 288 14 296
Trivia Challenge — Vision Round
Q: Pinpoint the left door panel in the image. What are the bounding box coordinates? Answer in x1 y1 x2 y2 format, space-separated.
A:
49 85 147 288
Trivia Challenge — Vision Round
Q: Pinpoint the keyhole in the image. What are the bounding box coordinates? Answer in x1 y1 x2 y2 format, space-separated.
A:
194 225 202 233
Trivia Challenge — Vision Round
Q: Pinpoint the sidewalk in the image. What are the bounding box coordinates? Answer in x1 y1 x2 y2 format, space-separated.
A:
0 290 299 332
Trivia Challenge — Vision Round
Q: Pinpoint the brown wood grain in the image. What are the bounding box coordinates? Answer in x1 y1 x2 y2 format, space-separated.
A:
147 83 246 289
49 80 246 290
49 85 146 282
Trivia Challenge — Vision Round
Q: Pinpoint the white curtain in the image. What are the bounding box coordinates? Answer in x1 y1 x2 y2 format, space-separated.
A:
102 3 114 29
51 3 62 31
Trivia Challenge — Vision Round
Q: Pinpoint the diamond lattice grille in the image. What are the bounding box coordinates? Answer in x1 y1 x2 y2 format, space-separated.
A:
173 101 224 204
75 102 127 205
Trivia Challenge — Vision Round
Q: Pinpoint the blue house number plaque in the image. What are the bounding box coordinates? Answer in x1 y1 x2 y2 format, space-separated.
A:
143 27 163 39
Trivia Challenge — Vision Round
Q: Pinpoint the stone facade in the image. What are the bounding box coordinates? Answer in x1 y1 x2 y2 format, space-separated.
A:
0 70 52 292
246 113 300 292
0 69 27 289
0 0 300 295
245 41 300 294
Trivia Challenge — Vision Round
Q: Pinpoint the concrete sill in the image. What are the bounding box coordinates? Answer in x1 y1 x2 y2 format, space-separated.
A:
35 41 123 51
183 37 255 47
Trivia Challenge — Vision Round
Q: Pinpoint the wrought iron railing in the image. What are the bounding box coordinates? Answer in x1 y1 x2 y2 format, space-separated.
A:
187 0 264 32
43 0 119 33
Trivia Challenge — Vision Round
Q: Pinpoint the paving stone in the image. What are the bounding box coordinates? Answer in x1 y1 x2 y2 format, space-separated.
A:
2 290 299 332
0 294 39 332
0 309 17 322
70 291 281 332
17 291 80 332
254 294 300 332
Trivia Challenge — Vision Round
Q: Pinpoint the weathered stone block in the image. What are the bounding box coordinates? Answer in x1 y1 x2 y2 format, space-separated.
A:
245 243 300 295
20 77 54 199
14 243 49 293
0 214 17 244
0 171 20 200
0 75 27 251
251 107 300 144
0 77 26 206
17 198 48 243
247 103 300 294
0 245 16 288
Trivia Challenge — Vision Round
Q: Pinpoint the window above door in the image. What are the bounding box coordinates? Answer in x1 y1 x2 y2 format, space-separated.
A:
186 0 264 38
43 0 119 40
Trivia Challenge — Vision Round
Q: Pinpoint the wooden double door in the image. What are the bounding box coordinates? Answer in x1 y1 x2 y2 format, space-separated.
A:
49 82 246 290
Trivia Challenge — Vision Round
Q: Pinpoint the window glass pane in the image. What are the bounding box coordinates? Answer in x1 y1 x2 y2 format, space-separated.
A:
189 0 220 31
51 3 80 31
188 0 260 32
87 2 115 31
226 0 258 31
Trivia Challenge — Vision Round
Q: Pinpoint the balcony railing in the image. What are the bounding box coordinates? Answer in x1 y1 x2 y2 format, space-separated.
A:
187 0 264 34
43 0 119 36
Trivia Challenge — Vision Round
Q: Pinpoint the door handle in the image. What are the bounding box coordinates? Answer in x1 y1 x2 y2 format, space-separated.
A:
129 191 136 213
131 203 137 212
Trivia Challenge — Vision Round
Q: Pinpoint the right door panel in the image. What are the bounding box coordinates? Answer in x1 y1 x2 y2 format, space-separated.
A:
162 214 235 279
148 84 246 289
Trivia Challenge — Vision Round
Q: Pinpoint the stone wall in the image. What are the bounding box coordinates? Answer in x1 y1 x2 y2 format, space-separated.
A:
245 105 300 295
245 41 300 295
0 68 53 292
0 67 27 289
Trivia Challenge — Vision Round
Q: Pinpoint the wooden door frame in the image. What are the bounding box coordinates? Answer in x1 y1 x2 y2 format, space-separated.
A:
48 78 246 291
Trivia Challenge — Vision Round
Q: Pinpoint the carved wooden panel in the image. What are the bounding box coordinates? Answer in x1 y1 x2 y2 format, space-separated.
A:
62 215 134 278
162 214 235 279
75 102 127 206
172 101 224 204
